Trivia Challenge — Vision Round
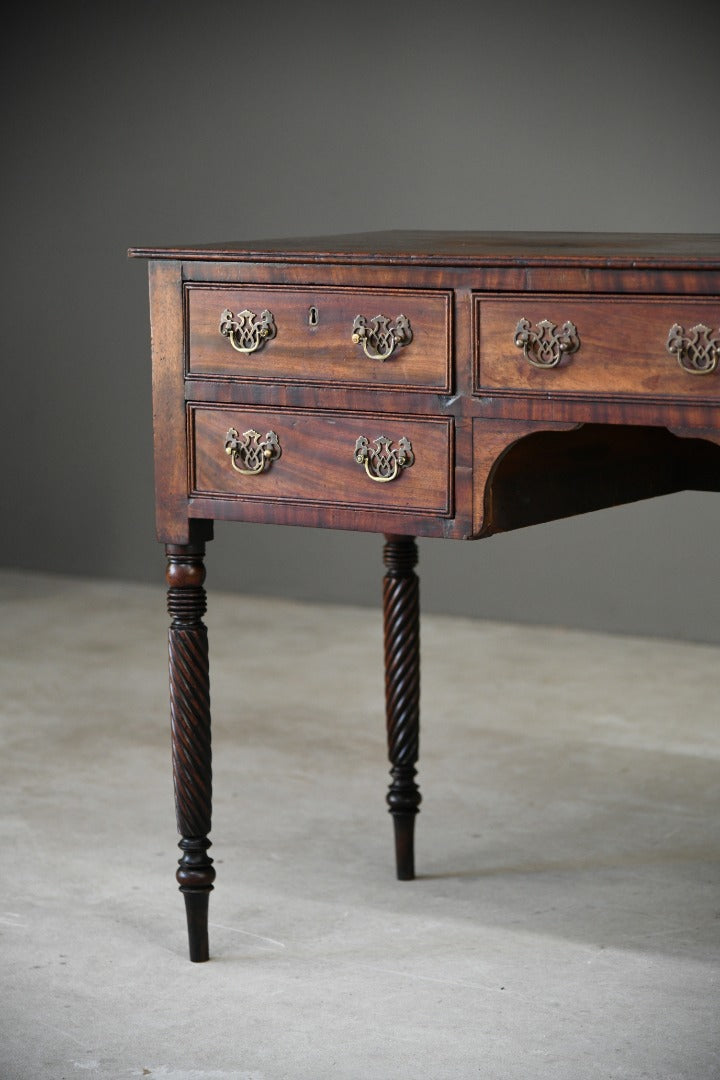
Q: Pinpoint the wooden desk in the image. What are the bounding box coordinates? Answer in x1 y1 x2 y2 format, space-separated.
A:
130 232 720 961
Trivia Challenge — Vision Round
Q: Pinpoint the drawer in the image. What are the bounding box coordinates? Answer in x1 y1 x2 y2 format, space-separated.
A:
189 405 453 516
186 284 452 391
475 295 720 397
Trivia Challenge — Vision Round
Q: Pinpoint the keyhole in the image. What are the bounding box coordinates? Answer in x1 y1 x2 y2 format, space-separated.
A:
308 306 318 326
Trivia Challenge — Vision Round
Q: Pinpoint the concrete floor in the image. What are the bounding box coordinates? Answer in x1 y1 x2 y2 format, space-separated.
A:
1 568 719 1080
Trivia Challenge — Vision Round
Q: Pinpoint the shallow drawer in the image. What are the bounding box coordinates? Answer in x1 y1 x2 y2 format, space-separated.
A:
186 284 452 391
475 295 720 396
189 405 453 516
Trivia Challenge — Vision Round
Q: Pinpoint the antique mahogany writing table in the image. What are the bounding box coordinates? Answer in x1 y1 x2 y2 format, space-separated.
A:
130 231 720 962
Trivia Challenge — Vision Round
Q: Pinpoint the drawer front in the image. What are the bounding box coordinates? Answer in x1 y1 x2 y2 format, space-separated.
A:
475 296 720 397
187 284 452 391
189 406 453 516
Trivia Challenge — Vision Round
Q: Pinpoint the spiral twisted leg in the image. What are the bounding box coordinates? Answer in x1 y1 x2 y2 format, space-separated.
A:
383 535 421 880
166 543 215 962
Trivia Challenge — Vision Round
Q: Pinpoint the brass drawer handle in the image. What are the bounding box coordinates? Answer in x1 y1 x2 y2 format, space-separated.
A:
351 314 412 361
219 308 276 354
224 428 281 475
514 318 580 369
666 323 719 375
354 435 414 483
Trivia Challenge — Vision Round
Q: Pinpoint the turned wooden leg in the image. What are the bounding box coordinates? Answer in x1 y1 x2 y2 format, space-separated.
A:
166 543 215 962
383 535 421 880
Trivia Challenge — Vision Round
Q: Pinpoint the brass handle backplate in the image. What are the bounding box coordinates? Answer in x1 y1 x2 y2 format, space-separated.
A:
351 314 412 361
514 318 580 369
354 435 414 483
219 308 276 354
224 428 281 475
666 322 720 375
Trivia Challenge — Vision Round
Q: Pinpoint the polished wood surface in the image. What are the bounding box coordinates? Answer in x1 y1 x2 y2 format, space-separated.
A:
383 536 421 881
166 543 214 963
187 283 452 391
131 231 720 961
190 405 453 516
476 296 720 397
130 230 720 266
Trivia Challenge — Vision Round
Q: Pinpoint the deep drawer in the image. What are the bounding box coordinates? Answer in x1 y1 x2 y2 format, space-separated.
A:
475 295 720 397
186 284 452 391
189 405 453 516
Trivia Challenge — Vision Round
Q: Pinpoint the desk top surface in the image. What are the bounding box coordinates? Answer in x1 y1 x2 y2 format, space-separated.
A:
129 230 720 268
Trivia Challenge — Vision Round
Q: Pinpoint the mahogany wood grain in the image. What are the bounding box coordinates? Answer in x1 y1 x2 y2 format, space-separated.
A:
190 405 453 517
186 283 452 392
175 258 720 301
130 230 720 268
186 493 460 541
471 420 578 537
149 261 214 547
476 296 720 398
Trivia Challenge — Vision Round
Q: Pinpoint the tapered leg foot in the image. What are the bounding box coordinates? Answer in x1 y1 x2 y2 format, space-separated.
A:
391 803 417 881
383 535 422 880
180 887 212 964
167 543 215 961
177 836 215 962
182 889 211 963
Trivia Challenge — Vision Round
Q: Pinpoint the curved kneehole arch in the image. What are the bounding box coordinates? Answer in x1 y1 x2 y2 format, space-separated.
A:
472 422 720 538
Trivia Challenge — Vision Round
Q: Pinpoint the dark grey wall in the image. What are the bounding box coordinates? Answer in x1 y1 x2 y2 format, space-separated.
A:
3 2 720 640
